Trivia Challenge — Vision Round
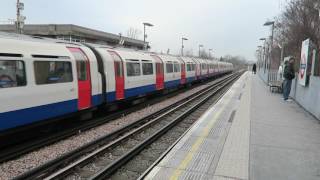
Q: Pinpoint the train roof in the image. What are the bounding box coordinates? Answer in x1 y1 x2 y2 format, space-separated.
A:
0 32 234 66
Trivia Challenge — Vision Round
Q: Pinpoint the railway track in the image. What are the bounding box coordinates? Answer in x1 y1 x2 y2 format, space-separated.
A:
15 71 242 180
0 73 228 164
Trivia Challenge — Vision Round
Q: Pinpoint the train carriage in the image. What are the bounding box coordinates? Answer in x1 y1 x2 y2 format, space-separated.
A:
0 35 102 131
200 58 209 79
180 57 196 84
191 58 201 80
158 55 181 89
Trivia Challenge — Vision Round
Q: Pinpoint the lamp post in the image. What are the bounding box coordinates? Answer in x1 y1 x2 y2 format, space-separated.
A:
16 0 25 34
199 44 203 57
257 45 262 69
143 22 153 50
259 38 267 72
181 37 188 56
209 49 213 59
263 21 275 83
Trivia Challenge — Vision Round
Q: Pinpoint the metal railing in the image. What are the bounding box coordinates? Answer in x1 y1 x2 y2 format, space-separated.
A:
269 70 281 83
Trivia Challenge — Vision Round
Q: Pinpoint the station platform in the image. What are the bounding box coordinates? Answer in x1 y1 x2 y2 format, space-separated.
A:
143 72 320 180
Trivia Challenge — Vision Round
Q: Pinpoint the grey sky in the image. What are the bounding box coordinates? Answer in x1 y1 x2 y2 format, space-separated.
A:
1 0 285 60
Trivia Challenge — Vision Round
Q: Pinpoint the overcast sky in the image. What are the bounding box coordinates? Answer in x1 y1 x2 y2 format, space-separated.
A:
1 0 286 60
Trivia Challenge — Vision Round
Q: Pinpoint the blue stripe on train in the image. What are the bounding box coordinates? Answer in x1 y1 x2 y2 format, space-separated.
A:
125 84 156 98
0 79 191 131
0 99 78 131
92 94 103 106
105 84 156 103
186 77 195 83
0 94 103 131
106 80 183 103
107 92 116 102
165 79 180 89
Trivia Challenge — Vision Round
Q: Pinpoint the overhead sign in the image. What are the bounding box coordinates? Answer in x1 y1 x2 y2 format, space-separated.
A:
299 39 310 86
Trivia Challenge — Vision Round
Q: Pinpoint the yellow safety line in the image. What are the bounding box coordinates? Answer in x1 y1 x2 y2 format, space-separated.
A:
169 85 237 180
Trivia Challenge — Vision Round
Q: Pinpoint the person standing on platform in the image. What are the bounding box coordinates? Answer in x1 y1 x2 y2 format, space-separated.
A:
252 63 256 74
283 57 295 101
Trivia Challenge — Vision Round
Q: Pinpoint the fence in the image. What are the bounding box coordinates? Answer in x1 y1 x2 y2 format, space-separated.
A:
0 19 15 25
269 70 281 83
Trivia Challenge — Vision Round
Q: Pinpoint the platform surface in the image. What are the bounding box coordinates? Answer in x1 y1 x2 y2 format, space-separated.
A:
143 72 320 180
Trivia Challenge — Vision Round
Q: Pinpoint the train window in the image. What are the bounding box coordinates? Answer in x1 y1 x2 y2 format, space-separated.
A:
156 63 163 74
0 60 26 88
70 50 89 81
77 60 87 81
142 63 153 75
34 61 73 84
187 64 191 71
114 61 123 77
126 62 141 76
174 63 180 72
191 64 195 71
201 63 206 69
166 63 173 73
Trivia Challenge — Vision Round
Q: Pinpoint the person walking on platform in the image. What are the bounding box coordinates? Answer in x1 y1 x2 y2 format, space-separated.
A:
283 57 295 101
252 63 256 74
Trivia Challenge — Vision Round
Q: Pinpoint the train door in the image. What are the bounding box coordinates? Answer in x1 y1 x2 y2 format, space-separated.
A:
179 58 186 84
151 55 164 90
195 63 199 80
108 51 124 100
192 59 199 80
68 47 92 110
197 61 201 79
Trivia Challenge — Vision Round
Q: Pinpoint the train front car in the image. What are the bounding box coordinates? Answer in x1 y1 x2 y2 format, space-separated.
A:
0 34 102 133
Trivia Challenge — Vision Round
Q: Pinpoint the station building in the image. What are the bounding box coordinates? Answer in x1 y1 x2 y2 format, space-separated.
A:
0 24 145 50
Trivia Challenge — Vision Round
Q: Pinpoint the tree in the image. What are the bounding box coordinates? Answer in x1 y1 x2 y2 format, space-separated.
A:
126 27 142 39
275 0 320 68
222 55 248 69
184 48 194 57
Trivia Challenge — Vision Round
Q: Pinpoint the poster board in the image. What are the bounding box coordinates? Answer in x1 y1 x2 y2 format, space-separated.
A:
299 39 310 86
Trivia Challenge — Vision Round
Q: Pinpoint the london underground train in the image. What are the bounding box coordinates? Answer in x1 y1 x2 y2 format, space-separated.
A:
0 33 233 133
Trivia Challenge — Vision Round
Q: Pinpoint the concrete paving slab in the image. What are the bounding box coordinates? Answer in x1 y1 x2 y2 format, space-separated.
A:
250 144 320 180
251 122 320 150
250 75 320 180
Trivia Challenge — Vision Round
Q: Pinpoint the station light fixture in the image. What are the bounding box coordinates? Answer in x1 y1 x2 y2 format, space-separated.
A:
143 22 154 50
199 44 204 57
181 37 188 56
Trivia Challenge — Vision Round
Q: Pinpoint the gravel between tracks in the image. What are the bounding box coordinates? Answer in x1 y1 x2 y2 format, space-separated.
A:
0 84 211 180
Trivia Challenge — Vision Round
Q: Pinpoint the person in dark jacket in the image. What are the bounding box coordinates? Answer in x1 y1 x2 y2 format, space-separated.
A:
283 57 295 101
252 63 256 74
